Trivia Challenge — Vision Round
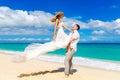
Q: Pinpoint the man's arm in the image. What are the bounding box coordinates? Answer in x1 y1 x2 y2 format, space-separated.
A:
69 37 78 43
69 33 79 42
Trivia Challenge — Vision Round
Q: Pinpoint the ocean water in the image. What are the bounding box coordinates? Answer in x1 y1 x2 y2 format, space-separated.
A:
48 43 120 61
0 43 120 61
0 43 120 71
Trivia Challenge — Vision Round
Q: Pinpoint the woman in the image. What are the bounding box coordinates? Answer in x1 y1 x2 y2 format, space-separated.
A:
51 12 71 41
12 12 71 62
51 12 72 53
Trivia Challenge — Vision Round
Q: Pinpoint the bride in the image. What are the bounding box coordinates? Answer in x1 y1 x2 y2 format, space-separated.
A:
12 12 72 62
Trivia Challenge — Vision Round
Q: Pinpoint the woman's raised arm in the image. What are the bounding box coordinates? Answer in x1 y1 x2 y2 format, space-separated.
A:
63 25 72 32
53 19 59 41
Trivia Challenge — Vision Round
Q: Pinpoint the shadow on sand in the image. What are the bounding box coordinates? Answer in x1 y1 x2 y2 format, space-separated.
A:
18 67 77 78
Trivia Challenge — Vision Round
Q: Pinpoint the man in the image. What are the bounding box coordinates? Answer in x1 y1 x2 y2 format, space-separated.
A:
64 24 80 77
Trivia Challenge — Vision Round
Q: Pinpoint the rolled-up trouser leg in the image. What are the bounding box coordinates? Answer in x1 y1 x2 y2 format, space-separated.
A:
64 48 75 74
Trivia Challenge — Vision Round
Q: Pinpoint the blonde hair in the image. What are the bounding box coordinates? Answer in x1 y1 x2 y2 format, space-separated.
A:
51 12 64 22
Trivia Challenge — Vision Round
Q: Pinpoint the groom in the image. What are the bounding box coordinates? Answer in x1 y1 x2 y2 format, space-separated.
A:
64 24 80 77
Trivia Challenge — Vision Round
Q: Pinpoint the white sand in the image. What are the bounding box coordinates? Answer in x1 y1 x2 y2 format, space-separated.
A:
0 53 120 80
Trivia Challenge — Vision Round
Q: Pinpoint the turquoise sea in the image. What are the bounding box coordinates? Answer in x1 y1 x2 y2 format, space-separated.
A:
0 43 120 61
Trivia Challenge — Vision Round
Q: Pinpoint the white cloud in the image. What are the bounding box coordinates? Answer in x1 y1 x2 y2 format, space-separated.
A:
64 18 120 30
0 38 51 41
115 30 120 35
80 39 87 42
87 19 120 30
0 27 52 35
0 6 85 35
91 36 99 41
116 19 120 23
0 6 120 37
63 17 89 29
0 6 53 28
92 30 105 35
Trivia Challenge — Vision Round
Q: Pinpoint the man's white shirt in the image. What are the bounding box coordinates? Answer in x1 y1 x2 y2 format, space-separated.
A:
69 30 80 51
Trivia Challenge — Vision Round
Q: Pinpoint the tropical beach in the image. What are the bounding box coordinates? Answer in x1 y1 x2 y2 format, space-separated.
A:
1 0 120 80
0 52 120 80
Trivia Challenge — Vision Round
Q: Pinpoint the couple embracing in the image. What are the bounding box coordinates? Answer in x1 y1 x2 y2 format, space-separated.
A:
51 12 80 77
13 12 80 77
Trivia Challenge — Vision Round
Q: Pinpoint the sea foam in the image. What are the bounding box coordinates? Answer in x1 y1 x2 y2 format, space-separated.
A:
37 55 120 71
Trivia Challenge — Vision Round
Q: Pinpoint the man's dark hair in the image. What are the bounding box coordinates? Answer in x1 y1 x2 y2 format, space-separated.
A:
76 24 80 30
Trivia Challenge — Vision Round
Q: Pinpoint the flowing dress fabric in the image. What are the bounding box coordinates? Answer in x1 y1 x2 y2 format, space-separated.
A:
20 22 71 61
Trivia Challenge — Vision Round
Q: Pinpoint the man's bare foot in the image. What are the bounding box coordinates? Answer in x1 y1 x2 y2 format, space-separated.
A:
65 74 69 78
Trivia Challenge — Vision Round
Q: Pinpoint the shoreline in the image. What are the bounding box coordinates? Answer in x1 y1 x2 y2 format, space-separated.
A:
1 49 120 71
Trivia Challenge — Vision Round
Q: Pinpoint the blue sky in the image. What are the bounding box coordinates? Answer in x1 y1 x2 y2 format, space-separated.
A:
0 0 120 43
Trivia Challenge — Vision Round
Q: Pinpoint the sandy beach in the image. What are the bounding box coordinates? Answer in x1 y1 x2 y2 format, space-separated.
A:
0 53 120 80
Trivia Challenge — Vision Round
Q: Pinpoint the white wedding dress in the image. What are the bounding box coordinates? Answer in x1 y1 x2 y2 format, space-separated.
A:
12 22 71 62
